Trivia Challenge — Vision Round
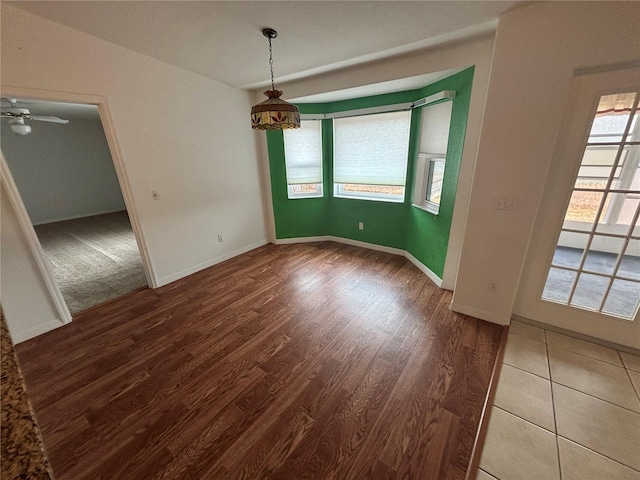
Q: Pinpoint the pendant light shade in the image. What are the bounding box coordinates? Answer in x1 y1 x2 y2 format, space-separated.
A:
251 28 300 130
251 90 300 130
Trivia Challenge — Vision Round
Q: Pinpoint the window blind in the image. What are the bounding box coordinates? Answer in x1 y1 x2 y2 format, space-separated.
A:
333 111 411 186
284 120 323 185
419 101 453 155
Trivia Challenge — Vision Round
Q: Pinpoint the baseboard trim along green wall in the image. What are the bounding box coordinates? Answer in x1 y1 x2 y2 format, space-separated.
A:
266 67 475 287
273 237 444 288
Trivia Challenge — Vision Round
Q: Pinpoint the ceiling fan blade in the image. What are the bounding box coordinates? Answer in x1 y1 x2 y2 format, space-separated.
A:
30 115 70 124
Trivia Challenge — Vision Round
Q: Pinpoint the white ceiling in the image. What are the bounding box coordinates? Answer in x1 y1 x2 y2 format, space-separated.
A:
11 1 526 90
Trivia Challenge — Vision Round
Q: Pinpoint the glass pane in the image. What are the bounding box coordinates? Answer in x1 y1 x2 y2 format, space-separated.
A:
427 160 445 204
574 146 619 190
631 164 640 191
563 190 604 229
552 231 589 268
588 93 636 144
288 183 323 199
570 273 610 311
594 192 617 233
602 278 640 319
618 197 640 225
334 111 411 186
284 120 323 185
611 146 640 190
625 112 639 143
542 268 577 304
619 238 640 280
583 235 624 275
419 101 453 155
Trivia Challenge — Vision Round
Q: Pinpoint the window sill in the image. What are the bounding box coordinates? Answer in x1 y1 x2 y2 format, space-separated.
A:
334 193 404 203
287 194 324 200
412 203 439 215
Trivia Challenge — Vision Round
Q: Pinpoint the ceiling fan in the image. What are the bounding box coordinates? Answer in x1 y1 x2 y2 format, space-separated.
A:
1 98 70 135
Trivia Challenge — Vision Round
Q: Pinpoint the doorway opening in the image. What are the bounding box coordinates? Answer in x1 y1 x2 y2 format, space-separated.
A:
1 97 149 315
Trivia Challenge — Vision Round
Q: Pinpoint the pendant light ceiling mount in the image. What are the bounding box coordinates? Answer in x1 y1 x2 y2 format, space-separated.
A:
262 28 277 40
251 27 300 130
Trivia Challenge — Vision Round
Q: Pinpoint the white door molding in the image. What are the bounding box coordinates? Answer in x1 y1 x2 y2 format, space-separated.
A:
1 85 158 288
1 153 72 324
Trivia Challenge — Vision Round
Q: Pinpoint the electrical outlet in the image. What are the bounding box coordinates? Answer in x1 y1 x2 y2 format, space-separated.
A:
358 222 364 230
217 235 223 243
493 196 520 211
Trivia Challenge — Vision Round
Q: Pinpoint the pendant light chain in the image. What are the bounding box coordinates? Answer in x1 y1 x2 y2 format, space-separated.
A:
268 36 275 91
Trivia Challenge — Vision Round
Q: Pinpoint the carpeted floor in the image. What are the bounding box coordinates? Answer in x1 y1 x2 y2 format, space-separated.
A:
34 211 147 314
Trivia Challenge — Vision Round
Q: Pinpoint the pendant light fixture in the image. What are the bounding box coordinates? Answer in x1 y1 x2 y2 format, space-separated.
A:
251 28 300 130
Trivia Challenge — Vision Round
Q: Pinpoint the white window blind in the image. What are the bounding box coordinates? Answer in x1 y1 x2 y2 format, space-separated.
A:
334 111 411 186
419 101 453 155
284 120 322 185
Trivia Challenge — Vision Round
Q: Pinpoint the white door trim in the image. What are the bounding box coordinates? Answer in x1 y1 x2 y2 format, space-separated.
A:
0 85 158 288
1 153 72 324
514 66 640 348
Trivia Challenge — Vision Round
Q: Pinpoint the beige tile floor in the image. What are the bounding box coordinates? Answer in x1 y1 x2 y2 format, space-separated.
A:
478 320 640 480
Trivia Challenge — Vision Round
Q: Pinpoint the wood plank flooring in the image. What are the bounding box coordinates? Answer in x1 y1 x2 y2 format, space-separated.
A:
15 242 503 480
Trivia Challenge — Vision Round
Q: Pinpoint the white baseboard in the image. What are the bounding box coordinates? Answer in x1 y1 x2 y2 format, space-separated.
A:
328 236 405 256
32 208 127 226
157 239 268 287
450 302 510 325
511 315 640 356
404 251 443 288
275 236 331 245
13 319 67 344
275 235 405 256
274 236 446 287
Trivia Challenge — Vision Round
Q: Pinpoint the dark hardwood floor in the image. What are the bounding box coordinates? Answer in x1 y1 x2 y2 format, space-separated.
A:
16 242 503 480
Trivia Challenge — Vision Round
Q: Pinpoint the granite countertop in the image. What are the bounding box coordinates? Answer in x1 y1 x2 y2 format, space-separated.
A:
1 315 54 479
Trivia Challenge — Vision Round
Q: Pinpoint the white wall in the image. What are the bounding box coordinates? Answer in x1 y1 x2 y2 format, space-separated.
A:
451 2 640 324
1 4 268 342
2 110 126 225
256 34 497 289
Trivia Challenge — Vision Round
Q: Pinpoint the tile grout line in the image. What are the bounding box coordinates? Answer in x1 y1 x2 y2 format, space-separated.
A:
492 405 555 435
551 380 640 415
619 350 640 402
500 325 640 479
473 405 640 479
545 329 563 480
555 434 640 474
511 323 637 368
501 361 549 381
503 351 640 414
546 342 625 368
479 467 500 480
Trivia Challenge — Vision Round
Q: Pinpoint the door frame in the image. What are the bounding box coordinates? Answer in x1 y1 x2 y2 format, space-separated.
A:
514 66 640 348
1 86 158 304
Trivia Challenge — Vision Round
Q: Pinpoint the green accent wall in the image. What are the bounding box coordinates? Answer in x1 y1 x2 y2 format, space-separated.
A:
266 67 475 278
406 68 475 277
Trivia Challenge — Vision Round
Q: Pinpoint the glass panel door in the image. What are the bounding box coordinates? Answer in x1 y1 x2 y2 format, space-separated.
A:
541 92 640 319
513 66 640 349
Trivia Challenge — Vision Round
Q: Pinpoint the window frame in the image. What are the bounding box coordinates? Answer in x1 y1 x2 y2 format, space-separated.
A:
413 153 445 214
540 89 640 319
333 183 405 203
332 110 411 203
283 119 324 200
287 183 324 199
